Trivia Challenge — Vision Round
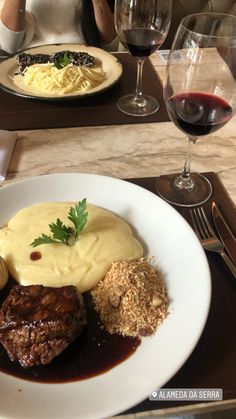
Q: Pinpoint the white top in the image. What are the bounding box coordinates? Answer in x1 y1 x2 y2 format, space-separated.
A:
0 0 117 53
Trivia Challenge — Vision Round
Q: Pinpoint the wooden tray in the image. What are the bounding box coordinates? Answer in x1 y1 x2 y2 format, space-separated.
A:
123 172 236 415
0 53 169 131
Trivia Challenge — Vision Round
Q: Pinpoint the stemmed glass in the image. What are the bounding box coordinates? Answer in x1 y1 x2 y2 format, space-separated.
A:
114 0 172 116
156 13 236 207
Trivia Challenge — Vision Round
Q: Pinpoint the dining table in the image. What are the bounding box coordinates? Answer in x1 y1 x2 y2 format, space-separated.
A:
0 49 236 419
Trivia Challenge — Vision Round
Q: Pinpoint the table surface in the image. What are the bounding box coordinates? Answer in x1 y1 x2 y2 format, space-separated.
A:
5 51 236 206
2 51 236 418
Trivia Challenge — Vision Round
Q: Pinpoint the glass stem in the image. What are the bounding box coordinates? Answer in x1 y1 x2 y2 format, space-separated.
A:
134 58 146 107
183 136 197 178
174 136 197 191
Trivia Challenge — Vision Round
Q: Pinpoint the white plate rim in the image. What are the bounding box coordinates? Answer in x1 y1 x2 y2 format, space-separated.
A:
0 173 211 419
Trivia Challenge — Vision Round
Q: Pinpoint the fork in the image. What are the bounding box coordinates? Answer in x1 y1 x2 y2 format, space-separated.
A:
190 207 236 279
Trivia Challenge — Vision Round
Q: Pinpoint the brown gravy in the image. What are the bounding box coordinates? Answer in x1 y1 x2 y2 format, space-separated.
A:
0 279 140 383
30 251 42 261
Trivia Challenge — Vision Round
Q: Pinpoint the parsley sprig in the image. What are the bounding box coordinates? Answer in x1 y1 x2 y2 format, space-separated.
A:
31 199 88 247
54 51 71 69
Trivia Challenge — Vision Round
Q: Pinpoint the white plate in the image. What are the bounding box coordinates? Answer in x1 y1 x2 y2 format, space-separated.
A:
0 173 211 419
0 44 122 100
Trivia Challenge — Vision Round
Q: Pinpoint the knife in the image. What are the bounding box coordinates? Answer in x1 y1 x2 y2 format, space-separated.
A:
212 202 236 265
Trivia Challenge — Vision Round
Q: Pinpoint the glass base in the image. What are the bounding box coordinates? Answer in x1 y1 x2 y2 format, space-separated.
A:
155 172 212 207
117 94 159 116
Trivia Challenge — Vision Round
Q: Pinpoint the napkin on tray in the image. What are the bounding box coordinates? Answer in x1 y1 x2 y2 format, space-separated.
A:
0 130 17 182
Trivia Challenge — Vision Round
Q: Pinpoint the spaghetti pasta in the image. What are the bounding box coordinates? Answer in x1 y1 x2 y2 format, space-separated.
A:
13 63 106 95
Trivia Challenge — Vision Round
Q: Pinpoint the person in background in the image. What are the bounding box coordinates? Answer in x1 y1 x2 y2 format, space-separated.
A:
0 0 117 53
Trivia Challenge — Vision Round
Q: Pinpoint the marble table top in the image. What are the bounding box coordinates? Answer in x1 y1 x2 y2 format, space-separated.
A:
3 51 236 205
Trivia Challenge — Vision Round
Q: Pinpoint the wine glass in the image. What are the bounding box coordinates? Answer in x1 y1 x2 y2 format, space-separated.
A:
156 13 236 207
114 0 172 116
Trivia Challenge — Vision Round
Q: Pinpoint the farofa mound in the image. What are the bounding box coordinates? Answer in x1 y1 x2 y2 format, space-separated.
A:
91 258 168 337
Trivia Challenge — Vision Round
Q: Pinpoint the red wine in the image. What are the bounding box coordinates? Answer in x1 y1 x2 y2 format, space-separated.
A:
167 92 233 136
122 28 164 58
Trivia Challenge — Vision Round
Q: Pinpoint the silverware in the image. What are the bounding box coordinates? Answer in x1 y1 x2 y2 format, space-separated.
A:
0 51 14 64
212 202 236 265
190 206 236 279
0 49 13 59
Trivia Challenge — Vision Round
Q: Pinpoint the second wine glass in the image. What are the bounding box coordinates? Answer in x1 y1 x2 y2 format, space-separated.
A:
156 13 236 207
114 0 172 116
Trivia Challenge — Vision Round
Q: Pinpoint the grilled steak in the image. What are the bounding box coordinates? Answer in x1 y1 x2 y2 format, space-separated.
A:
0 284 86 368
17 50 95 73
49 51 95 67
16 52 50 73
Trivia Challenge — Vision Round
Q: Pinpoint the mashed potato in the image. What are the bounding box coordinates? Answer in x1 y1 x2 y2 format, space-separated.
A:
0 202 143 293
